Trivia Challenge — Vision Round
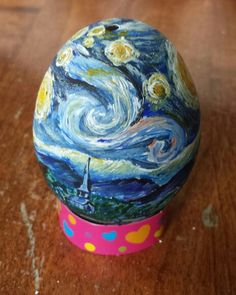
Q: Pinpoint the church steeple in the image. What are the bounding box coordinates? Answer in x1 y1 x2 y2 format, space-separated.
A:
78 157 90 194
67 157 94 214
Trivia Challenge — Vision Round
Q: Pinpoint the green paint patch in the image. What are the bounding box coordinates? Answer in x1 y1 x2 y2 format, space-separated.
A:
118 246 127 253
103 30 128 40
87 68 112 76
118 31 128 37
44 167 176 224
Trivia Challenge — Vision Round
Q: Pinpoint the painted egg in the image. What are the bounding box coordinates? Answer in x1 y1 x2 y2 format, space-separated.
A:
33 18 200 224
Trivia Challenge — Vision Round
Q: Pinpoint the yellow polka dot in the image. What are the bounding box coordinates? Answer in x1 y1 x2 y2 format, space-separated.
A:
68 214 76 225
154 226 164 238
84 242 96 252
118 246 127 253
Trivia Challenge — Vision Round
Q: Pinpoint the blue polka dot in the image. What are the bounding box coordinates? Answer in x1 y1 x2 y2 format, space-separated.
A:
63 220 74 237
102 231 117 241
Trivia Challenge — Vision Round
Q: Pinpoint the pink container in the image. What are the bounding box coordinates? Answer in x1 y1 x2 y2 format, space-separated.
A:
58 201 165 255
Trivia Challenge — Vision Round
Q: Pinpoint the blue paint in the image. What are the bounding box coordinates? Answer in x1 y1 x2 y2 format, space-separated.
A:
63 220 74 237
102 231 117 241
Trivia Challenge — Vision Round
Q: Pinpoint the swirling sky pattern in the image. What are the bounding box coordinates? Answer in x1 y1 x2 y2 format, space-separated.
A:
33 19 200 224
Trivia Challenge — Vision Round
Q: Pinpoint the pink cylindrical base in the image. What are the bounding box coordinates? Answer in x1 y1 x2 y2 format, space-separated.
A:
58 201 165 255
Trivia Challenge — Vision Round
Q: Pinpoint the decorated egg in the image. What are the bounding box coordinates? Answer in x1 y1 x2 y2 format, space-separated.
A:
33 18 200 229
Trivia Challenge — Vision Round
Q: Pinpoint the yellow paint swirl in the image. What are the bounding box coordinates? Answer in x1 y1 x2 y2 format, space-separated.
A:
88 25 105 37
35 69 53 120
105 37 139 66
166 41 199 109
83 36 94 48
56 47 73 67
144 73 171 105
177 52 197 97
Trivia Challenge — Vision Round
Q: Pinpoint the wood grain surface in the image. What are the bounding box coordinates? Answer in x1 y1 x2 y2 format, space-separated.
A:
0 0 236 294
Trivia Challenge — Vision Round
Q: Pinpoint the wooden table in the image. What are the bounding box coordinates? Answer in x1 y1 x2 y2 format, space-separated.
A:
0 0 236 294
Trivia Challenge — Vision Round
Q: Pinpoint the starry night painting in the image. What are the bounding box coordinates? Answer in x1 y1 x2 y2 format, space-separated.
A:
33 18 200 224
